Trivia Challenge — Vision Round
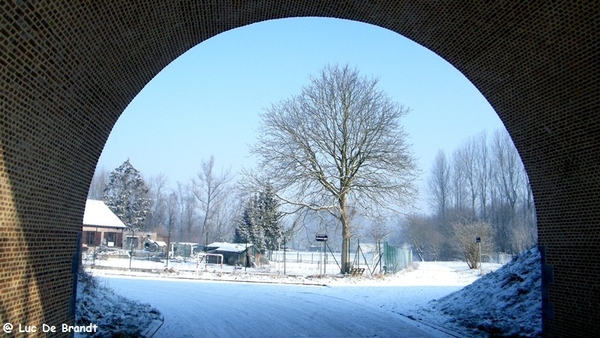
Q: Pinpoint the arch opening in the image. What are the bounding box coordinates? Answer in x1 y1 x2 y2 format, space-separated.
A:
86 17 537 336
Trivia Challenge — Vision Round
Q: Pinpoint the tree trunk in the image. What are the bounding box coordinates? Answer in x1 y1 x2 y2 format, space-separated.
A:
340 195 351 274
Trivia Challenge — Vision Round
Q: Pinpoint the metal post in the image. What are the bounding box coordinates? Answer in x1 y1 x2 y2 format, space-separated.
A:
479 241 482 275
378 240 382 274
129 229 134 270
205 232 209 271
165 229 171 268
323 240 327 275
319 243 323 276
476 236 482 275
92 227 98 267
283 236 287 276
357 238 360 270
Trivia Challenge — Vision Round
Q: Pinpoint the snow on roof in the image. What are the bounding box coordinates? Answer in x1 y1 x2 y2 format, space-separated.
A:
207 242 253 253
146 238 168 247
83 199 126 229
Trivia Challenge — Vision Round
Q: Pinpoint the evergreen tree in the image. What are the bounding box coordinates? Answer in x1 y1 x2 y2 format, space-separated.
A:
234 186 282 253
233 204 253 244
103 159 151 231
258 185 283 251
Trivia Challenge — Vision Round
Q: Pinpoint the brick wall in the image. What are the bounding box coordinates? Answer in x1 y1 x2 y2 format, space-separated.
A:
0 1 597 336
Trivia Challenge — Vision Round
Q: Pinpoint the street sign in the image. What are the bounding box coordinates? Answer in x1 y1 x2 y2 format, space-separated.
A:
476 237 481 243
315 234 328 242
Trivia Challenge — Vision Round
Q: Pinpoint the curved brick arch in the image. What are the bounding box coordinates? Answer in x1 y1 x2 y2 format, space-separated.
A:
0 1 597 336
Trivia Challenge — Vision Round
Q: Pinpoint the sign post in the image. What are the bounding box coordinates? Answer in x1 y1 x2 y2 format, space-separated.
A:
316 234 328 275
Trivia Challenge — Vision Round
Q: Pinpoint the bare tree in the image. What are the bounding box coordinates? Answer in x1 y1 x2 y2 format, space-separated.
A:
516 175 537 250
491 130 522 252
191 156 234 245
165 191 179 242
474 132 491 221
428 230 446 261
455 137 478 220
450 148 468 216
176 182 197 242
427 150 451 226
145 173 169 231
402 213 448 261
88 167 109 200
426 129 536 257
452 220 494 269
365 217 392 246
251 64 418 273
401 214 430 261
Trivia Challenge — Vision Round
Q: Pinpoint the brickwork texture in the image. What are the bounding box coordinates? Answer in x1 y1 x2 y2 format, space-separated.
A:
0 1 598 336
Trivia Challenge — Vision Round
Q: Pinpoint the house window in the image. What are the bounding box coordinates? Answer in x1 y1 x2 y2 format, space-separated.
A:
105 232 117 247
85 232 96 246
126 237 138 249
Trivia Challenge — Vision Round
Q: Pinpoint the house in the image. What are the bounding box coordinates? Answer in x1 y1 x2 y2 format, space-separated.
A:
82 199 126 248
206 242 258 266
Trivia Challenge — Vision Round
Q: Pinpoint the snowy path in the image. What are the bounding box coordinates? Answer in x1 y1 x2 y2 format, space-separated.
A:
102 276 457 338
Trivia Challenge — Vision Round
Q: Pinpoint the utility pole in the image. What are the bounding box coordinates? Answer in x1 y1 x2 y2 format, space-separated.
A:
476 237 482 275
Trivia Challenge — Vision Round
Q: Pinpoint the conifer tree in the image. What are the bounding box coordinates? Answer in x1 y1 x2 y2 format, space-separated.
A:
234 186 282 253
103 159 151 231
233 204 253 244
259 185 283 251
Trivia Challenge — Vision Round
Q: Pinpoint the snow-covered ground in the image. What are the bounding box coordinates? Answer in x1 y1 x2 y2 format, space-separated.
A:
103 277 452 337
78 248 541 337
424 248 542 337
75 272 162 338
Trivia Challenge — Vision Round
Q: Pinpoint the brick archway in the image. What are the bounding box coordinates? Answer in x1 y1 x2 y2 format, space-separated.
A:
1 1 597 336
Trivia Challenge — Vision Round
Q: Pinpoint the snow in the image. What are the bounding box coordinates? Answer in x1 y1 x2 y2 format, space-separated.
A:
83 199 126 228
206 242 254 253
423 248 542 337
75 272 162 338
77 248 541 337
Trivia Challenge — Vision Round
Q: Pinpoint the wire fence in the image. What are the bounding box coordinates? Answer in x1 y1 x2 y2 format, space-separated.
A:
258 242 412 276
82 242 413 277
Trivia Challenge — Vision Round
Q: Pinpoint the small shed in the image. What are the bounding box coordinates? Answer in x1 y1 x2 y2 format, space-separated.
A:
82 199 126 248
206 242 258 267
143 235 168 253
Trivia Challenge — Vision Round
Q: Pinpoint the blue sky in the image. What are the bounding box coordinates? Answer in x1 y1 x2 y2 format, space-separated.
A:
97 17 505 212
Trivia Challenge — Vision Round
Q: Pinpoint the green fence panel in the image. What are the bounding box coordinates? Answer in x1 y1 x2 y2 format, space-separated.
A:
383 242 412 274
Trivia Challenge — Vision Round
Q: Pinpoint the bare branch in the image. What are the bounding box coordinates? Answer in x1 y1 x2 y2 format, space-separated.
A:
250 64 419 273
